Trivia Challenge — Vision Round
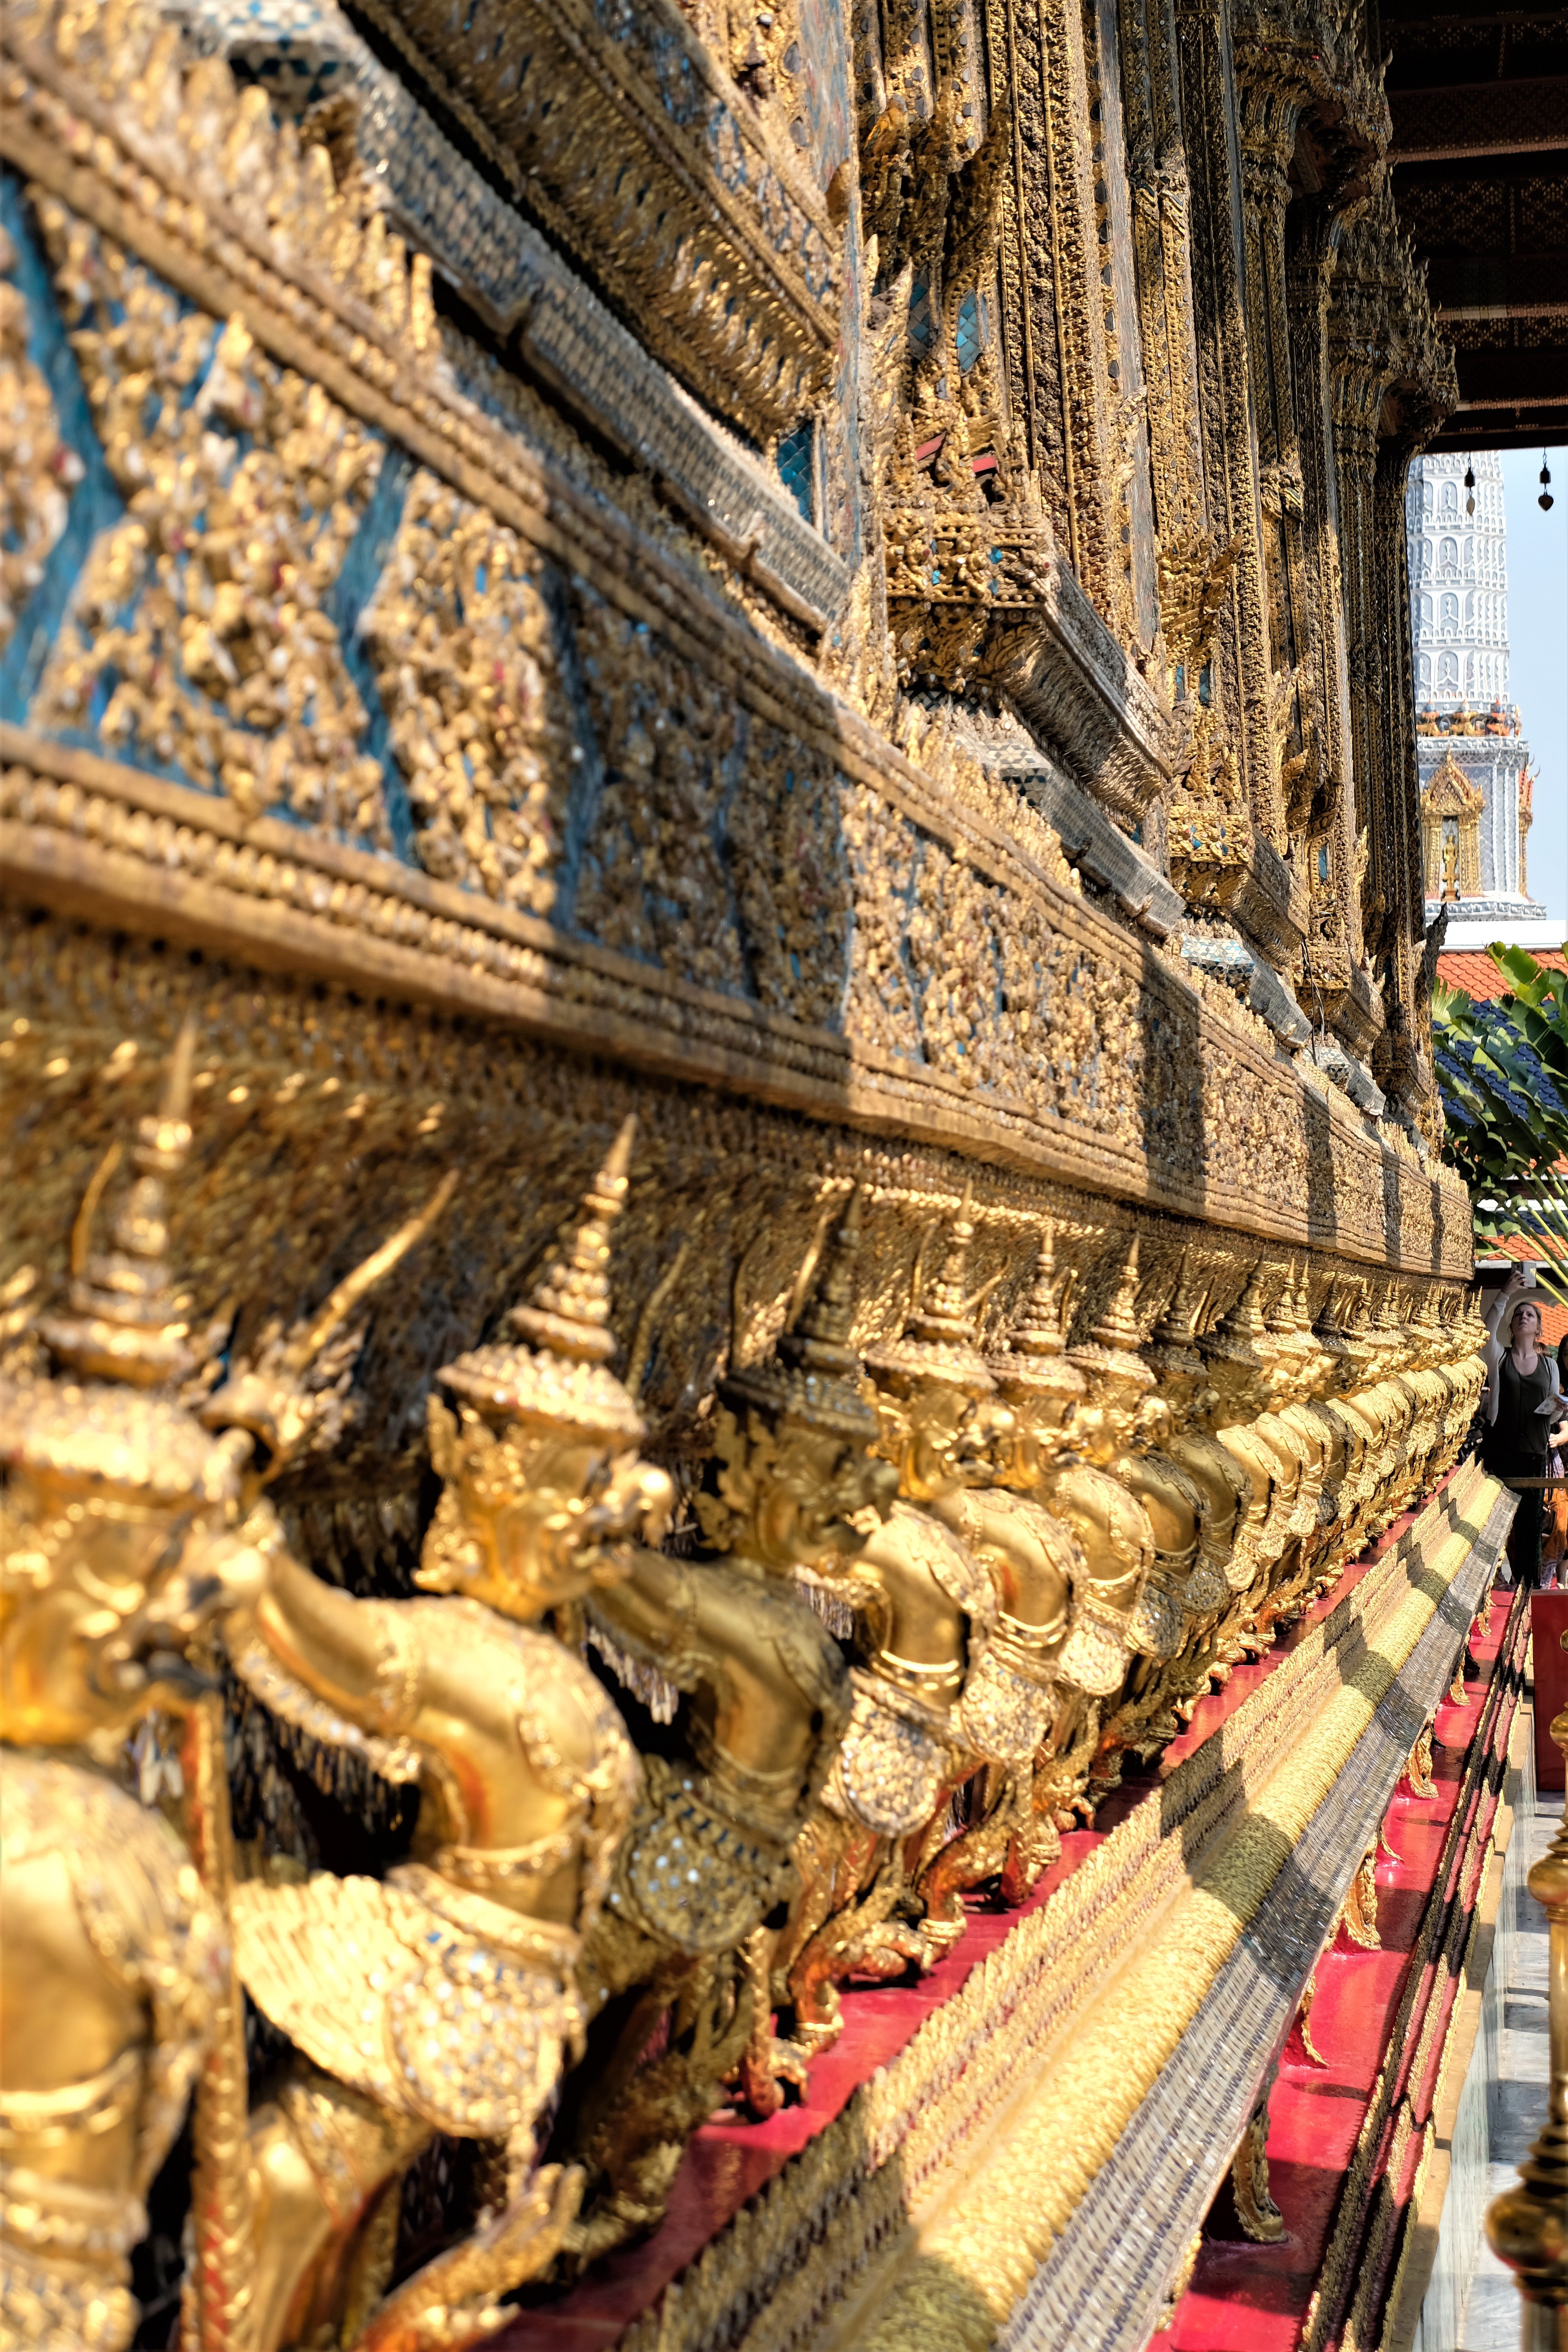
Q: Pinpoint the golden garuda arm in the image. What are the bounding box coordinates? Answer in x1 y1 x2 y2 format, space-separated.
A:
551 1187 893 2260
0 1028 267 2352
208 1123 672 2352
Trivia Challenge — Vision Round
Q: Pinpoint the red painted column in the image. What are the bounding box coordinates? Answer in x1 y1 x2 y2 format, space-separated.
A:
1533 1590 1568 1792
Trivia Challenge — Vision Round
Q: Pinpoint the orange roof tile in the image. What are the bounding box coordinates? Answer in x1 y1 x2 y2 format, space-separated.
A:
1437 947 1568 1002
1478 1235 1568 1266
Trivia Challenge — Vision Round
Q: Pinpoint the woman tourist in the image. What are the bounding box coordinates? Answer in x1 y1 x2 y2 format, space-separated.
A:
1485 1267 1563 1584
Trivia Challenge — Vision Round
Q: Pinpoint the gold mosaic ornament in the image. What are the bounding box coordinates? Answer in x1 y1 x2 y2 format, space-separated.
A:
0 0 1500 2332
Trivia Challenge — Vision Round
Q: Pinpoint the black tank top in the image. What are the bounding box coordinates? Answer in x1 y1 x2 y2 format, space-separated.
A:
1497 1349 1554 1460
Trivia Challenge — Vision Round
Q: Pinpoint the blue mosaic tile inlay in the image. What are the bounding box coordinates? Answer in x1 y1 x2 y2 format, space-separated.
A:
776 421 815 523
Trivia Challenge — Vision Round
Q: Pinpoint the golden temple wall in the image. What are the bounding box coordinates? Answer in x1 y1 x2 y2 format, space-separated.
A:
0 0 1482 2340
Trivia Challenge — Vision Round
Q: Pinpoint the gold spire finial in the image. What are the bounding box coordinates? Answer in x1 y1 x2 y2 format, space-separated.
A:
789 1184 862 1360
1152 1249 1205 1353
1004 1223 1071 1360
1265 1259 1298 1337
866 1181 994 1391
1218 1263 1270 1343
41 1018 200 1389
1089 1236 1143 1352
911 1178 978 1341
724 1186 880 1438
990 1221 1087 1408
506 1116 635 1370
439 1121 645 1439
1200 1260 1272 1376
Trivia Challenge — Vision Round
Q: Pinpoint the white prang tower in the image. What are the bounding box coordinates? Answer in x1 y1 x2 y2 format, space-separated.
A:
1406 450 1543 926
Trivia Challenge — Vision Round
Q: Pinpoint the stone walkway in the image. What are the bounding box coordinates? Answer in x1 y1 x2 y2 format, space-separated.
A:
1452 1789 1557 2351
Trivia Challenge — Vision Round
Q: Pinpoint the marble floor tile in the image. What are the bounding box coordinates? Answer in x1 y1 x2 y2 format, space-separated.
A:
1457 1795 1559 2352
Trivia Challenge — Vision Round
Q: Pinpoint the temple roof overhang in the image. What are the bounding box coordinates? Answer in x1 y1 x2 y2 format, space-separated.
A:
1385 4 1568 451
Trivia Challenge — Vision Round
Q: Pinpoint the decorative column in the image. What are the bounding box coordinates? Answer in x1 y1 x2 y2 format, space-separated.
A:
1237 74 1309 701
1328 187 1456 1132
1288 205 1363 975
1486 1687 1568 2348
980 0 1118 616
1115 0 1210 594
1329 336 1384 956
1167 0 1279 855
1083 0 1161 654
1229 11 1387 1044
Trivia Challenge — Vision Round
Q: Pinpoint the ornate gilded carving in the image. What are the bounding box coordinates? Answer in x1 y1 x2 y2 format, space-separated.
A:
355 0 839 442
0 0 1485 2328
0 221 78 660
359 470 575 911
1421 750 1486 904
217 1125 672 2347
555 1187 891 2258
776 1191 1011 2044
1405 1720 1438 1798
1336 1843 1382 1950
1230 2067 1287 2243
0 1029 293 2352
28 200 391 839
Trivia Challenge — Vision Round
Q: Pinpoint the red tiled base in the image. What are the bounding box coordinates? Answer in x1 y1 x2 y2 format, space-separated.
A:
1163 1580 1528 2352
503 1463 1485 2350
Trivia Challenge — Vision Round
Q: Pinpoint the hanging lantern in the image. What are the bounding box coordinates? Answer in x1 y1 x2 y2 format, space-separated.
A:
1541 455 1555 514
1464 462 1476 517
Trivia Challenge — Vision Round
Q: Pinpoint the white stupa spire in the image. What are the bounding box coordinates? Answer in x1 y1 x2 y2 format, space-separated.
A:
1407 452 1511 716
1406 451 1543 926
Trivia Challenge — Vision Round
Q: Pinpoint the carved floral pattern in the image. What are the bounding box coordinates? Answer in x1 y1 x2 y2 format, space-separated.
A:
27 200 389 840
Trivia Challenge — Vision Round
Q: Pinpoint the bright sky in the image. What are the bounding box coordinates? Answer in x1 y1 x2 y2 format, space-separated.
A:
1499 447 1568 926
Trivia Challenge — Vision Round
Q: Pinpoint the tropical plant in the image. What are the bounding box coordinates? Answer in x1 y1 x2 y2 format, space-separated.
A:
1431 943 1568 1301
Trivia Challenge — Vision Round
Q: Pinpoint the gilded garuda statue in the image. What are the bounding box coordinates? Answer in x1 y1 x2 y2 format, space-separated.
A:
1078 1250 1336 1797
0 1026 450 2352
212 1120 675 2351
0 1027 247 2352
980 1230 1176 1892
933 1227 1090 1903
550 1185 895 2259
773 1192 1027 2046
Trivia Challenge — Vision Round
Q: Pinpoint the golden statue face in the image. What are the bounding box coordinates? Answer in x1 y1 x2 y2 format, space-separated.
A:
1201 1352 1267 1423
1132 1392 1174 1450
873 1377 1006 1500
698 1405 897 1570
419 1400 673 1615
1147 1365 1201 1430
1065 1368 1149 1463
0 1473 258 1747
757 1418 898 1569
992 1355 1081 1477
992 1391 1076 1489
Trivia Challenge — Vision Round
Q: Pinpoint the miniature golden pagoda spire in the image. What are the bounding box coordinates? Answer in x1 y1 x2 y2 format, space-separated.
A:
440 1116 646 1440
724 1185 881 1439
1089 1234 1144 1353
40 1018 199 1389
866 1179 995 1392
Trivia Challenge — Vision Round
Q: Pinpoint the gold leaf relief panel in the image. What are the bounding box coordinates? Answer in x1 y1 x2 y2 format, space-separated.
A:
567 582 749 992
27 198 391 841
0 237 75 658
359 469 575 915
726 723 855 1029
